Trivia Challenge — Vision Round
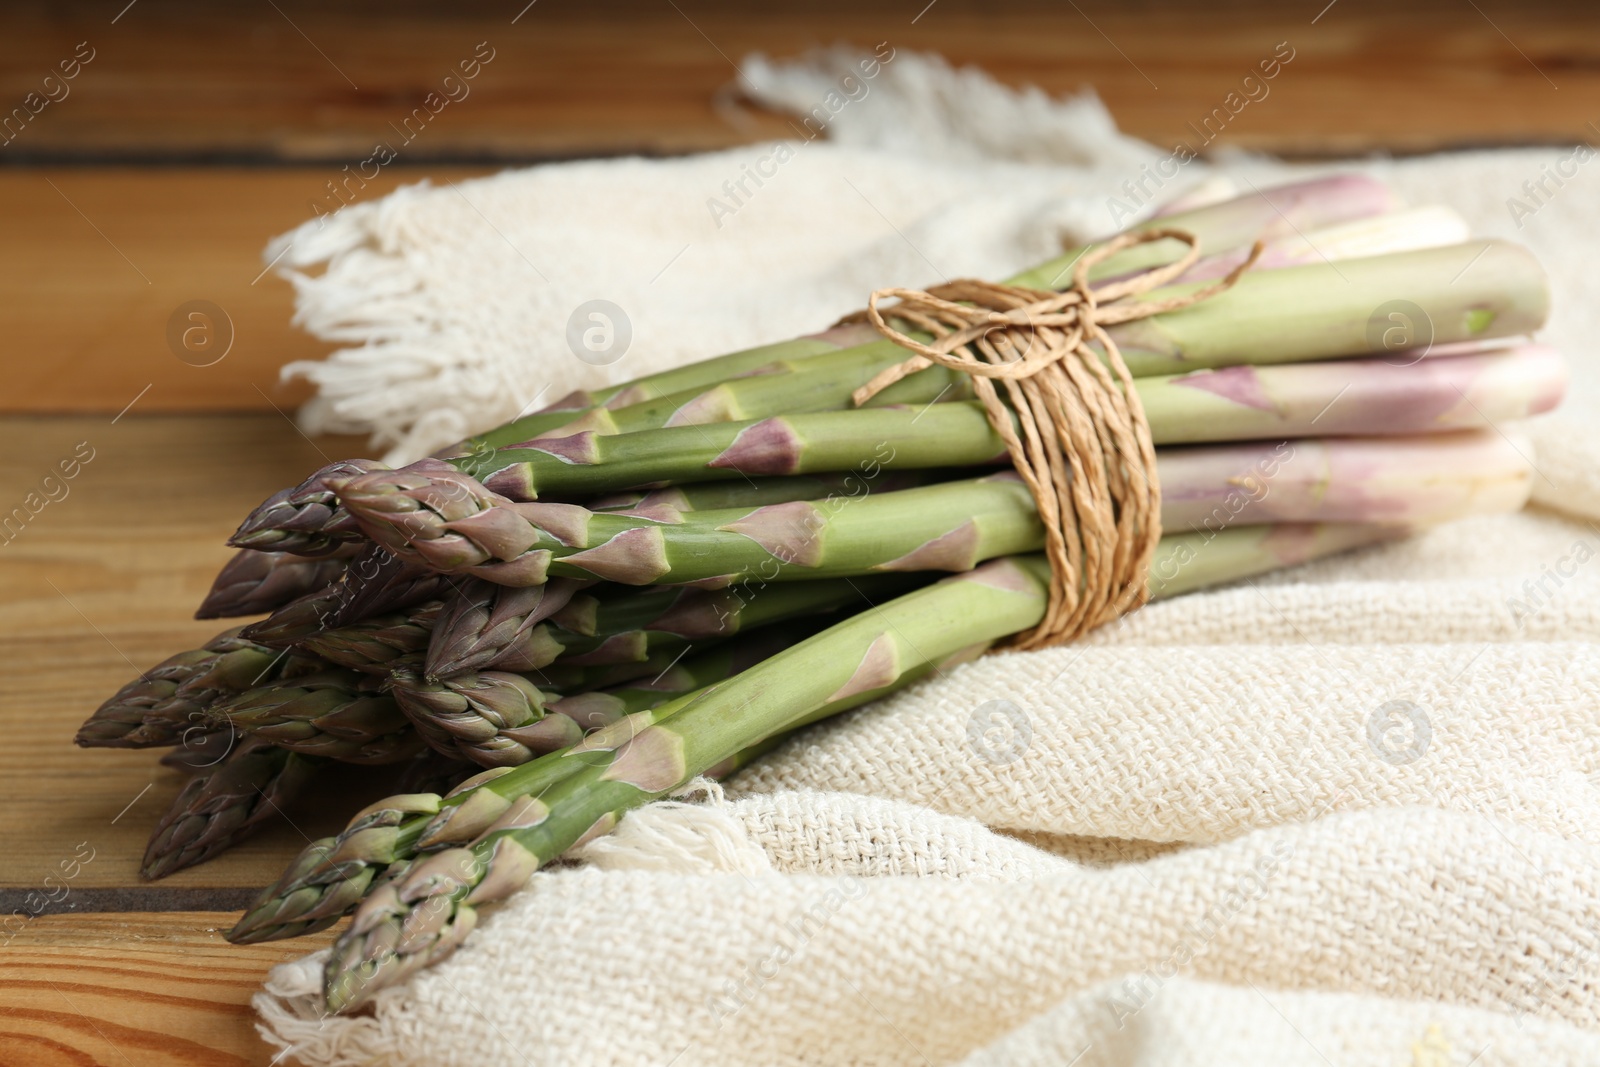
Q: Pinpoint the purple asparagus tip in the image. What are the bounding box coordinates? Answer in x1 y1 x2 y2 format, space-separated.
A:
229 459 389 555
196 547 356 619
334 461 523 574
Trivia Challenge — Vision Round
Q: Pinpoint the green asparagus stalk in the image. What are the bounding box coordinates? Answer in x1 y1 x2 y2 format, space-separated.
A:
417 579 584 677
544 627 812 731
323 547 459 626
427 573 921 677
229 761 594 944
226 624 842 943
455 323 881 454
1101 239 1546 377
212 671 425 765
341 468 1042 586
1136 342 1563 443
525 643 723 694
75 630 314 749
288 576 745 686
234 175 1395 553
456 173 1396 453
525 336 950 441
141 737 321 880
196 546 357 619
238 588 347 649
437 342 1560 506
1160 430 1533 530
586 468 952 515
227 518 1398 950
392 630 777 766
400 582 882 766
316 520 1410 1010
337 419 1538 588
507 206 1468 448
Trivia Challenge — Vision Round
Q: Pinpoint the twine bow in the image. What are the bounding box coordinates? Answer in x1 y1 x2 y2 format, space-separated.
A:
850 228 1263 649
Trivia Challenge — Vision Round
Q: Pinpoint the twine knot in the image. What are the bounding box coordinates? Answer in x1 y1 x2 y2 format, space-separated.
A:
850 228 1262 649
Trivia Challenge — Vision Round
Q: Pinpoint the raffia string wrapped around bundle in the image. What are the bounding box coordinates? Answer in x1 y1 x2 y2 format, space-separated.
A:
851 229 1263 647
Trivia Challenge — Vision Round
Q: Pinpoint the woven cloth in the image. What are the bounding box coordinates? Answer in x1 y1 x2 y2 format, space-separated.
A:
255 49 1600 1066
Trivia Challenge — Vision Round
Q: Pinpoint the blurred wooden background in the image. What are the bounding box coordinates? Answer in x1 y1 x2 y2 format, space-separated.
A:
2 2 1595 1062
3 0 1596 415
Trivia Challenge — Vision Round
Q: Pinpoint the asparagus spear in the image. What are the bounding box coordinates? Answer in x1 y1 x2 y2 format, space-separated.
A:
1165 204 1467 284
337 422 1538 588
196 547 357 619
457 173 1394 453
228 627 838 943
437 342 1560 505
512 206 1466 446
420 578 585 677
227 519 1398 949
1137 342 1564 443
338 468 1042 586
544 627 813 731
212 671 425 765
316 520 1410 1010
451 323 882 455
324 546 461 626
240 547 454 649
297 601 445 674
400 580 885 767
1007 172 1397 288
525 643 727 694
235 175 1394 553
1100 239 1546 377
141 737 321 880
1160 431 1533 530
528 338 946 439
229 459 388 554
294 585 702 683
239 337 894 550
390 669 566 766
75 630 312 749
427 573 921 677
586 468 952 515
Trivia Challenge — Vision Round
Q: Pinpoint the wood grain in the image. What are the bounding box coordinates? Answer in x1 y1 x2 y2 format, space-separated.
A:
0 414 417 1066
0 911 333 1066
0 414 406 895
2 0 1596 161
4 1 1595 414
0 166 492 415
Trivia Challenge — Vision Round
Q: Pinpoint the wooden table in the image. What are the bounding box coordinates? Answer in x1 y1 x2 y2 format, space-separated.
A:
2 1 1591 1062
0 416 393 1065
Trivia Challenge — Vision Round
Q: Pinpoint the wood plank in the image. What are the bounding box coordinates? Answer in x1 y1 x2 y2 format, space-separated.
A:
0 911 332 1067
0 166 492 415
0 414 411 1065
0 0 1594 162
0 414 406 895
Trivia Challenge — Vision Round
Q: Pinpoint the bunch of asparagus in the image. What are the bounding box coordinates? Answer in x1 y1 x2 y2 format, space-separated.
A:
74 174 1562 1012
